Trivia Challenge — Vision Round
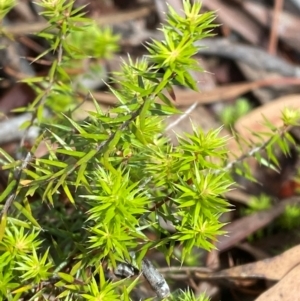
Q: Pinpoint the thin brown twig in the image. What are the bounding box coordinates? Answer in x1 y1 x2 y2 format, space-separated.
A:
18 36 46 54
91 77 300 107
268 0 284 55
24 56 52 66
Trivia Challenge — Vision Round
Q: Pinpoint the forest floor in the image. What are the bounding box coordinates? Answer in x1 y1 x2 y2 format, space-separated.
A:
1 0 300 300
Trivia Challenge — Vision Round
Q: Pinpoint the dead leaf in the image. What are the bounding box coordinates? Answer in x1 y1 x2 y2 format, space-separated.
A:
195 243 300 282
254 264 300 301
235 94 300 143
0 83 35 115
216 197 300 252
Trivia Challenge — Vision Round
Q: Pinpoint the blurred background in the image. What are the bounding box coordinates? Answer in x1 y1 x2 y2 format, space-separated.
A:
2 1 300 300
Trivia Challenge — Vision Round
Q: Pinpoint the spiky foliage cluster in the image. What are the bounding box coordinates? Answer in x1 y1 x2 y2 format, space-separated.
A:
0 0 300 300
